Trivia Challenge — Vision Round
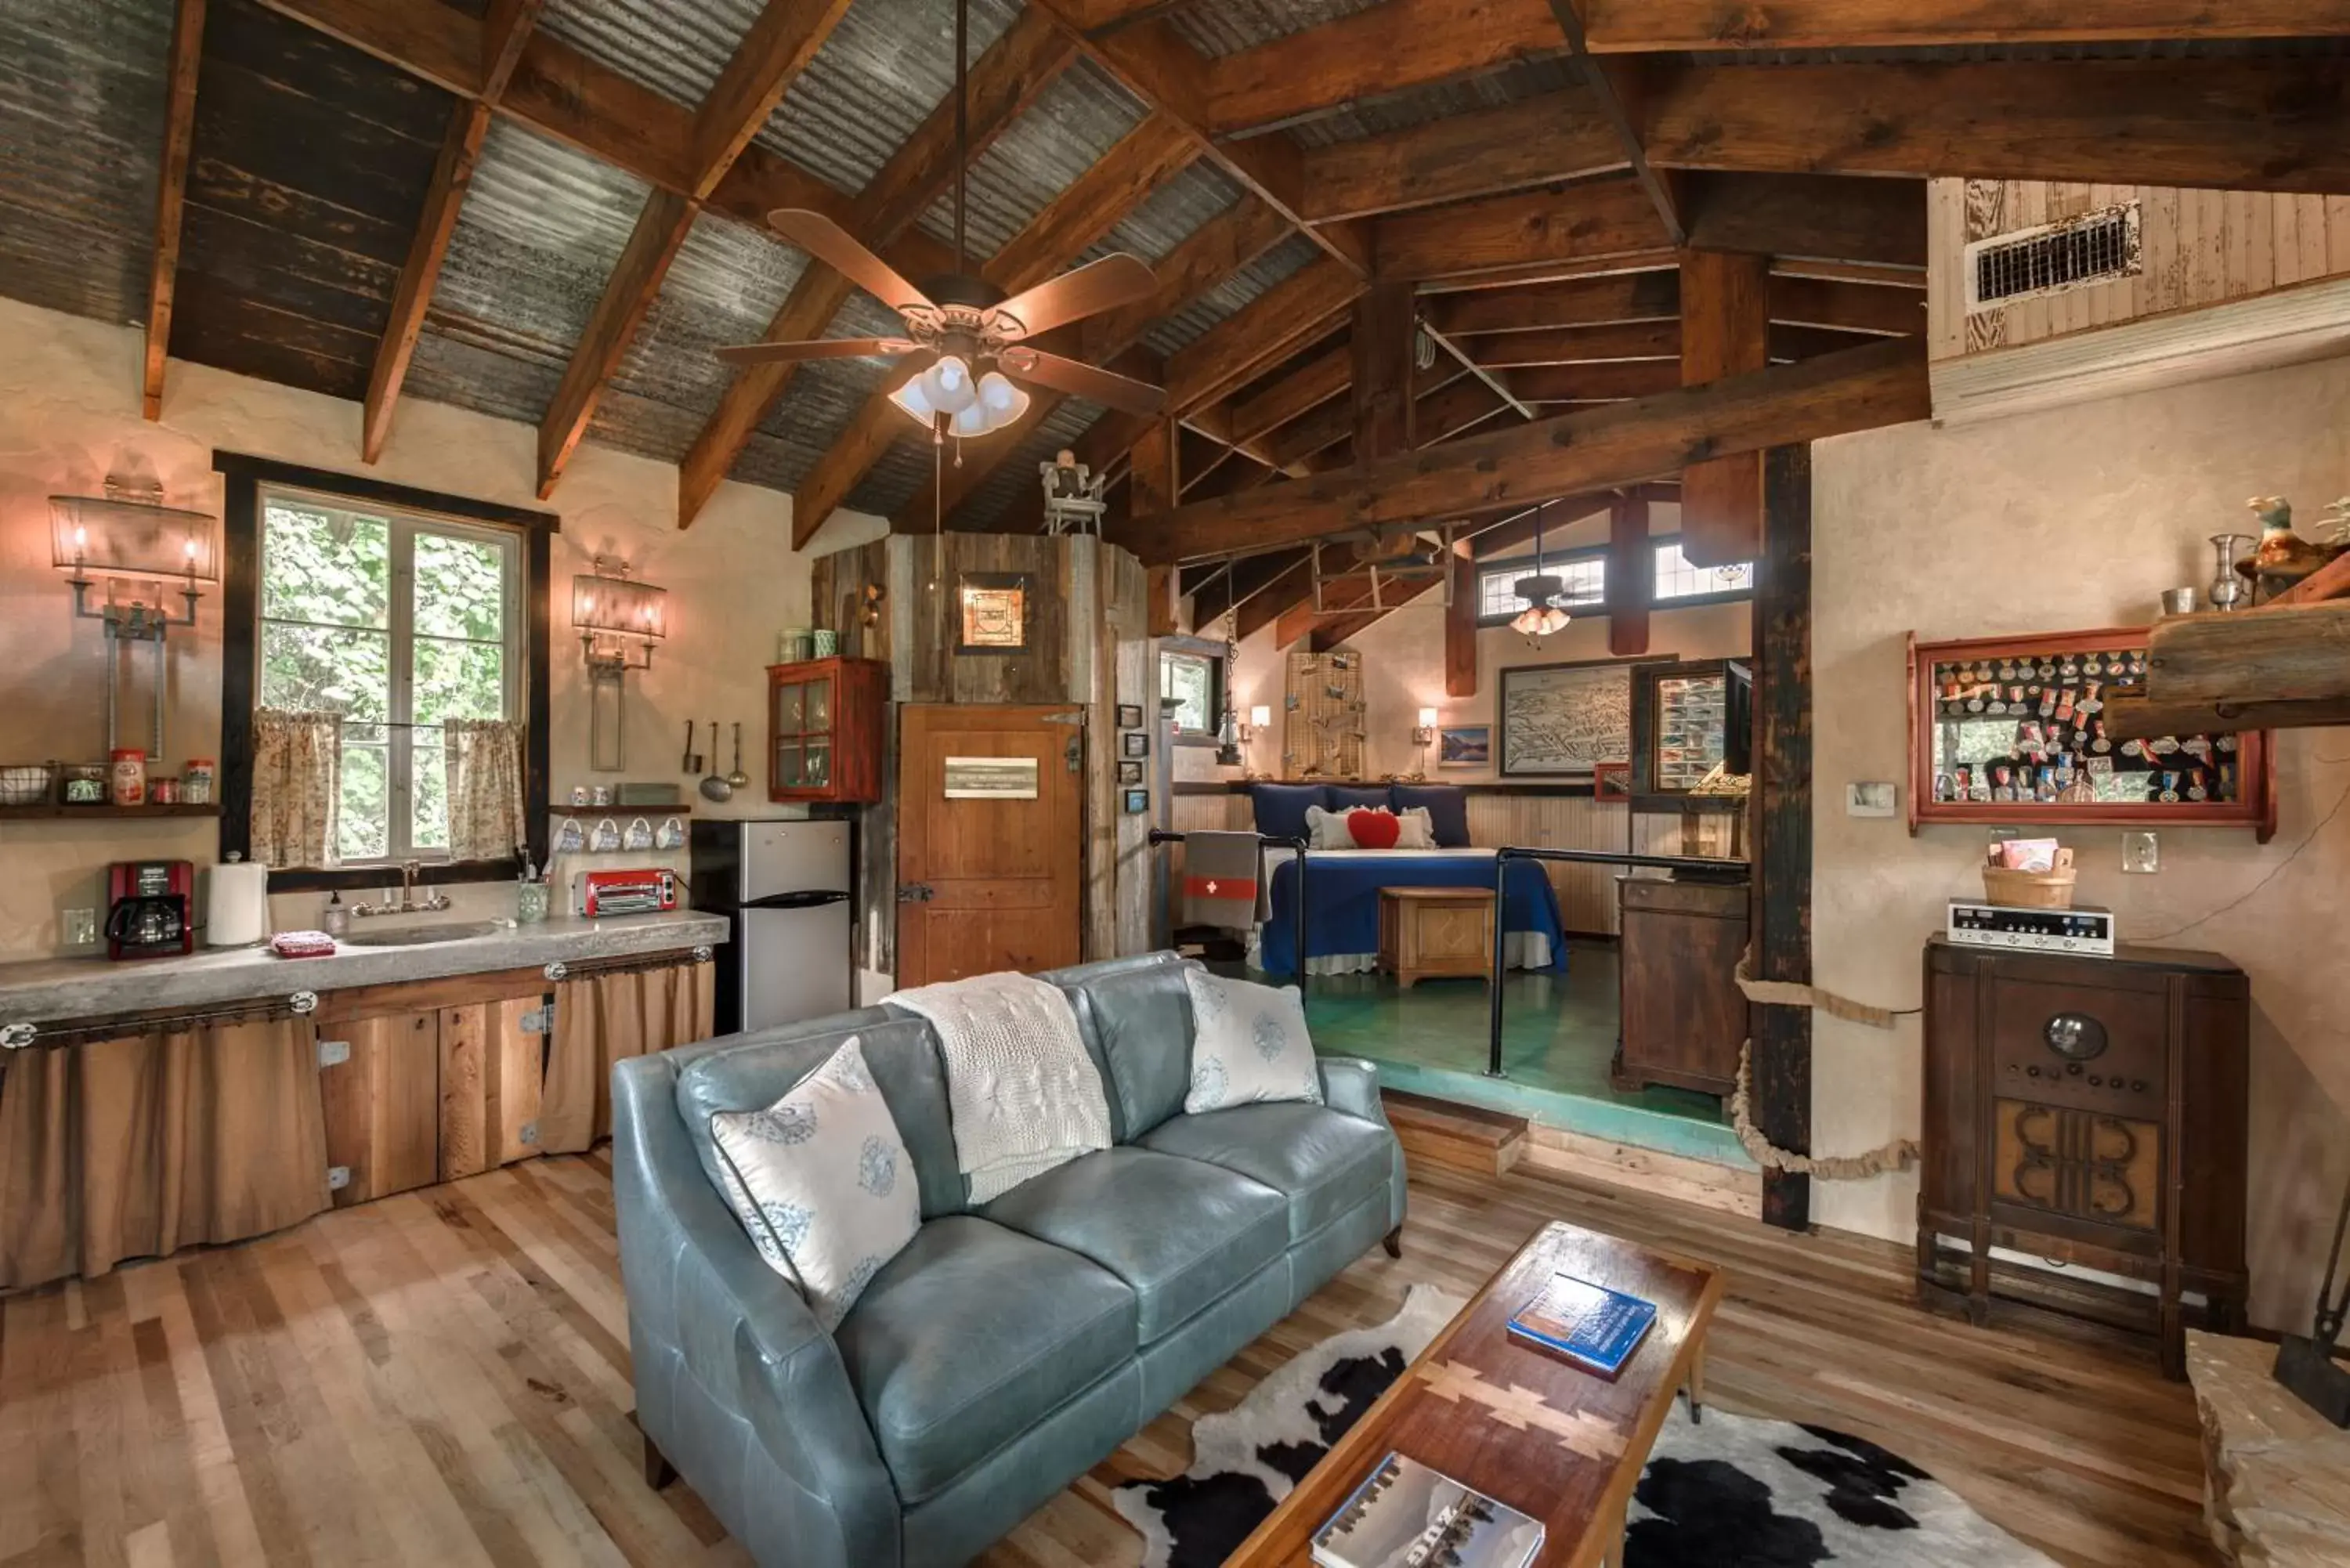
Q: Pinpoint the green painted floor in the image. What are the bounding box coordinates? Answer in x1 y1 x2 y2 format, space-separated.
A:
1218 939 1754 1169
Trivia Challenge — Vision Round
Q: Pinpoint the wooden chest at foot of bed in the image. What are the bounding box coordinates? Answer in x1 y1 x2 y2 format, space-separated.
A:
1614 873 1749 1097
1376 886 1495 988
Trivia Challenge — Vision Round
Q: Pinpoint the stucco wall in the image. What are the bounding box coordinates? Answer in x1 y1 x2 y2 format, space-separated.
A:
1812 352 2350 1329
0 296 883 959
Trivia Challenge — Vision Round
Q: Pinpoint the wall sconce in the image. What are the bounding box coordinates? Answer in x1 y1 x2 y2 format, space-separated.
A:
1412 706 1440 779
572 557 667 771
1242 704 1272 743
51 478 220 758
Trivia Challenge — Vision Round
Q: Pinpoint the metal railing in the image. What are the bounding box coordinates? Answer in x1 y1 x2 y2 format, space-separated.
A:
1486 845 1748 1079
1148 829 1309 985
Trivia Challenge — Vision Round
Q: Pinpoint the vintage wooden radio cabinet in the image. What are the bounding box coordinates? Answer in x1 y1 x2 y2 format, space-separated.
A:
1917 937 2248 1378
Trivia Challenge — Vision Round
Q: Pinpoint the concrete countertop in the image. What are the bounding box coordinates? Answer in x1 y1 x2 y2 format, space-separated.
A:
0 910 730 1030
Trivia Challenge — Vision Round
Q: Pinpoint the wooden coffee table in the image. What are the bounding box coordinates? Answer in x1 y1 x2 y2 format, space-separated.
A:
1224 1219 1723 1568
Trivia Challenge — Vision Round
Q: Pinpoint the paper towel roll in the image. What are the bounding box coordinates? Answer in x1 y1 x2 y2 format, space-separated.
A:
207 855 271 947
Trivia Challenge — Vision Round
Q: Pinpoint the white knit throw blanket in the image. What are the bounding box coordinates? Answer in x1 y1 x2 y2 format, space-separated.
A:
888 971 1112 1202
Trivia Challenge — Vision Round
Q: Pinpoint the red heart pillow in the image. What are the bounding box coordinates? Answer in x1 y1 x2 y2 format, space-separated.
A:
1347 808 1401 850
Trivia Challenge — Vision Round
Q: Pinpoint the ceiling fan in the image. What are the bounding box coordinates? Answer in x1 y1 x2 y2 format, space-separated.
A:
715 0 1167 441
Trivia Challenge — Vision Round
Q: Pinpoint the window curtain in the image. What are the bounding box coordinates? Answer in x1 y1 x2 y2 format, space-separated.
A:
444 717 528 862
250 708 342 868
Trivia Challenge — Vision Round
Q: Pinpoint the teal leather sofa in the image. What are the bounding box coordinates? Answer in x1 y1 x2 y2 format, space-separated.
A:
612 952 1408 1568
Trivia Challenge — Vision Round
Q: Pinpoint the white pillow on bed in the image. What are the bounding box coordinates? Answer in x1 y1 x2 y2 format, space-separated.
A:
1394 807 1437 848
1304 803 1358 849
1303 802 1437 850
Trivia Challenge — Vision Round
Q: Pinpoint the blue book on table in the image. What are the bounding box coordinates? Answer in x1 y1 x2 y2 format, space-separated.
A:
1506 1271 1656 1378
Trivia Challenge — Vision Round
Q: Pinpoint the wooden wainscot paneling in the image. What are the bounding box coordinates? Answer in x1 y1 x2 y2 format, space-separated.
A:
1929 177 2350 363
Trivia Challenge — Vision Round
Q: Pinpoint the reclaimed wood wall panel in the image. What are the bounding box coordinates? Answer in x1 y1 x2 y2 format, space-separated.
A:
1928 175 2350 361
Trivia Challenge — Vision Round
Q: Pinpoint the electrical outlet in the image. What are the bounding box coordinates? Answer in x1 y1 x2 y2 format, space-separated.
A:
2121 831 2160 873
62 908 97 946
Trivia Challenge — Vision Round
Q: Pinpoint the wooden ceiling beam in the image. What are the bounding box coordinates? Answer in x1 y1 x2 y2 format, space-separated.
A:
1683 172 1927 270
1767 274 1925 338
536 0 859 496
682 10 1075 531
142 0 207 421
1583 0 2350 52
1224 346 1351 449
906 196 1296 532
1132 335 1929 562
1643 58 2350 196
1235 554 1314 641
1679 248 1770 565
1372 177 1672 284
1297 89 1625 223
795 112 1197 544
1503 359 1682 403
363 0 541 459
1466 320 1679 367
1546 0 1686 245
1426 269 1679 334
1202 0 1565 138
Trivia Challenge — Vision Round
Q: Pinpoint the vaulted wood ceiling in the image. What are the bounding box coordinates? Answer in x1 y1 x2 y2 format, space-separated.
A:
9 0 2348 584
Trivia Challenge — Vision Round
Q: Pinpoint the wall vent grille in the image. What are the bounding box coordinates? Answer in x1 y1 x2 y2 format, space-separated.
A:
1965 204 2142 313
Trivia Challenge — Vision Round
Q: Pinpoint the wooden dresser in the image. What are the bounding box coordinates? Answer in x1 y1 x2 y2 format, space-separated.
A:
1614 873 1749 1097
1917 937 2248 1378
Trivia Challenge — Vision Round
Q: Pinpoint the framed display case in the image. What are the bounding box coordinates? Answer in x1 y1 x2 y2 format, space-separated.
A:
1907 629 2276 841
1629 657 1752 812
768 656 889 804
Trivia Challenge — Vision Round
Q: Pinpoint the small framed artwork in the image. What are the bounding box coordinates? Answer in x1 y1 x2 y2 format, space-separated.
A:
1115 703 1143 729
1117 760 1142 786
956 572 1030 654
1437 725 1490 768
1122 788 1149 815
1593 761 1631 800
1120 730 1149 759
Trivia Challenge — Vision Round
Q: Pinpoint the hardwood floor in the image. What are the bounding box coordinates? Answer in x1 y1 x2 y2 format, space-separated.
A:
0 1151 2219 1568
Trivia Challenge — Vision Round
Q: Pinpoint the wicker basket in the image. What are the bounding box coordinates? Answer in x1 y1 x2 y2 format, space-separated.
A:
0 763 54 806
1983 846 2077 909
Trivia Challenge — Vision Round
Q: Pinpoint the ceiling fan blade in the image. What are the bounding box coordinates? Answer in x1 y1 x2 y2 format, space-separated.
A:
765 209 936 316
713 337 916 366
1003 348 1166 417
986 253 1157 340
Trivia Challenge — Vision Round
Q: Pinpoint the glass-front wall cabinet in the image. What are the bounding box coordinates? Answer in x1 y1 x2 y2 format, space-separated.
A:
766 656 888 804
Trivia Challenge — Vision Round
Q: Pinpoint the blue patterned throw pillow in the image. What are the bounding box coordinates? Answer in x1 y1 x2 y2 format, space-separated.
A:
1180 967 1324 1113
709 1037 919 1331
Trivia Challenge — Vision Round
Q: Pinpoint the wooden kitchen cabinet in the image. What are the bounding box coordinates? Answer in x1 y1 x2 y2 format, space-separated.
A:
1614 873 1750 1097
769 656 888 804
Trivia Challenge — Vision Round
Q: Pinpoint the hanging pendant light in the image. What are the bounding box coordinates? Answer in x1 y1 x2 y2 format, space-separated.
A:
1509 500 1572 638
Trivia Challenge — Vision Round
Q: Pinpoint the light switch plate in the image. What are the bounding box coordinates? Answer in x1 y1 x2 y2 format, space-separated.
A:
1845 781 1898 817
2122 831 2160 873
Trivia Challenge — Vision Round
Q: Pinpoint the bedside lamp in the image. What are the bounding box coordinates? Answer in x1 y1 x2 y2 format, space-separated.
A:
1412 706 1439 778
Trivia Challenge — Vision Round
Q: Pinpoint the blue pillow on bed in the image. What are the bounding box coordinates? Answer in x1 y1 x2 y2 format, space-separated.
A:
1328 784 1394 814
1391 784 1471 847
1250 782 1330 841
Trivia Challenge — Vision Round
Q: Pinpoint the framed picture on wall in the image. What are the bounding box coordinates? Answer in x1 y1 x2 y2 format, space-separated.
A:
1593 761 1631 800
1115 703 1143 729
956 572 1030 653
1117 760 1142 785
1122 788 1149 814
1498 658 1640 777
1120 730 1149 759
1437 725 1489 768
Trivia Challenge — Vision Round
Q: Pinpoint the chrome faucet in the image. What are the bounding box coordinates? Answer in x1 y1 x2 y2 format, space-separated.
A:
351 860 454 918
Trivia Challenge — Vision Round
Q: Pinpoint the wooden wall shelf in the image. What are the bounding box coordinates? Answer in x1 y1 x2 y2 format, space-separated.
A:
0 803 222 820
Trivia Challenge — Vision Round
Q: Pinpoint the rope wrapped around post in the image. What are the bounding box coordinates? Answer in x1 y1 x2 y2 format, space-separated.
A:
1727 952 1921 1181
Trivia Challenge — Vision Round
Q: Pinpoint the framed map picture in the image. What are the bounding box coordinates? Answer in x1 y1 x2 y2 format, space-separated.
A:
956 572 1029 652
1499 659 1639 776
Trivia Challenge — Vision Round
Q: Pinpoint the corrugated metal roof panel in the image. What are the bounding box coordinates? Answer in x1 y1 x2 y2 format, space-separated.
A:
412 116 650 408
1079 160 1242 267
1166 0 1386 58
537 0 766 110
1285 57 1576 148
0 0 165 327
914 59 1146 262
406 327 566 428
844 437 938 518
1144 233 1318 358
758 0 1021 194
742 353 892 489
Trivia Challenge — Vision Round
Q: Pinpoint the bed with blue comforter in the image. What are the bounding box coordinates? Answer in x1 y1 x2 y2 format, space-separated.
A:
1256 849 1568 978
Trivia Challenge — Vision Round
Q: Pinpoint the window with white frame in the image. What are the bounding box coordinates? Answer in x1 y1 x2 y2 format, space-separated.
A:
256 486 522 865
1652 538 1753 602
1476 553 1607 624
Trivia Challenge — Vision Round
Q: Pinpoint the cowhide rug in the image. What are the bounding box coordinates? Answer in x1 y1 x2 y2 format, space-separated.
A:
1110 1285 2056 1568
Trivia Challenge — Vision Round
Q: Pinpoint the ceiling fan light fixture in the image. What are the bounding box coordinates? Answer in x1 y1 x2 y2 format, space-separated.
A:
977 370 1024 416
922 354 978 414
890 370 937 423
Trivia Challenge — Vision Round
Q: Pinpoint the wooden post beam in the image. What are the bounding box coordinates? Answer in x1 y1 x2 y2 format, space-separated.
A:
1605 490 1650 656
1353 282 1416 463
1679 248 1770 567
1751 442 1815 1231
1444 540 1479 696
143 0 208 421
1132 335 1927 562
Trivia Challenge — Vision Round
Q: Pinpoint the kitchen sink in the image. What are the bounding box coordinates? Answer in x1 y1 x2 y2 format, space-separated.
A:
340 920 504 947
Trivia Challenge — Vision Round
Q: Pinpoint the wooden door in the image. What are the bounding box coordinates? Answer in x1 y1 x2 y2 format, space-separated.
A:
897 704 1085 986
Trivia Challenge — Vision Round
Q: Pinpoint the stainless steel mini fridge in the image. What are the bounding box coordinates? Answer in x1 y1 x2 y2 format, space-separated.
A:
690 819 854 1034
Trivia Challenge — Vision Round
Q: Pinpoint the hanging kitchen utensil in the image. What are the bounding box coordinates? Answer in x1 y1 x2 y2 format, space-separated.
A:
700 722 733 802
681 718 701 775
727 721 750 789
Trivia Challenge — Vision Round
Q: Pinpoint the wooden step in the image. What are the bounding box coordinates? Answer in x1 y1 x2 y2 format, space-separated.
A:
1382 1089 1528 1178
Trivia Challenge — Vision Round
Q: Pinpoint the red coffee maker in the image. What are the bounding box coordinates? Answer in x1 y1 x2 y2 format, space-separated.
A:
106 860 195 960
